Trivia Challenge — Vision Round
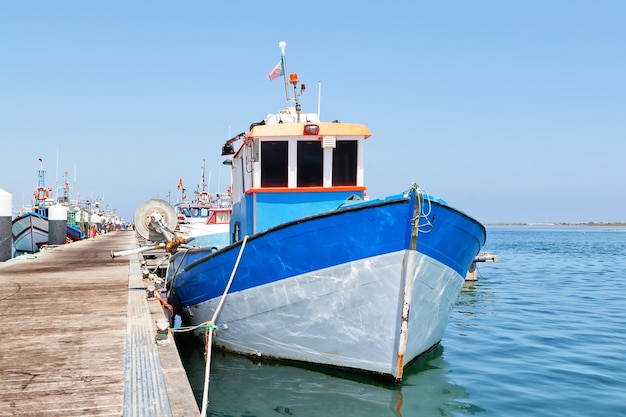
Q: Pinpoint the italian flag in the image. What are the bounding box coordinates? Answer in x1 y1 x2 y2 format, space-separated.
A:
268 60 284 81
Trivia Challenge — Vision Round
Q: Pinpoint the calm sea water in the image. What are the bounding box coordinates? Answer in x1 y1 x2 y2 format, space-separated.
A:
176 226 626 416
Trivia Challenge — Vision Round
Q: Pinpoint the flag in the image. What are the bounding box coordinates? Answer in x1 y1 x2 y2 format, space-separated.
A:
177 178 183 190
268 59 284 81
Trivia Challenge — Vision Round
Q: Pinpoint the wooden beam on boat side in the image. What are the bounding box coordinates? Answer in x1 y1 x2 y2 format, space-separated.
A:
0 230 200 417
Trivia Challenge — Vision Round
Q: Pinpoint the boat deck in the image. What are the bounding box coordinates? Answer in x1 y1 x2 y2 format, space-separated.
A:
0 230 200 416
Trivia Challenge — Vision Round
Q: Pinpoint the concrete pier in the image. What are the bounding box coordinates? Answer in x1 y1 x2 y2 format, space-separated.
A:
0 230 200 416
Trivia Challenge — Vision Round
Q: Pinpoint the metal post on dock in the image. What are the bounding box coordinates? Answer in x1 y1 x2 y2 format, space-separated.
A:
49 204 68 245
0 188 12 261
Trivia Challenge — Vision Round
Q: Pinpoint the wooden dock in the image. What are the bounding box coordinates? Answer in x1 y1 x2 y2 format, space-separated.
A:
465 252 499 281
0 230 200 417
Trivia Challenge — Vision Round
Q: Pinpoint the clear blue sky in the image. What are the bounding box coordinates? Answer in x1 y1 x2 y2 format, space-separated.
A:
1 1 624 223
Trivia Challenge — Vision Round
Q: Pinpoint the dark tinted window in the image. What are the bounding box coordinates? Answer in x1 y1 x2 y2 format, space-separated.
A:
261 141 288 187
297 141 323 187
332 140 357 186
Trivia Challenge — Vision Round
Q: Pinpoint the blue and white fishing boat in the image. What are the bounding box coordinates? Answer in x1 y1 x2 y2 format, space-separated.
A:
167 42 486 382
11 210 49 253
12 158 53 253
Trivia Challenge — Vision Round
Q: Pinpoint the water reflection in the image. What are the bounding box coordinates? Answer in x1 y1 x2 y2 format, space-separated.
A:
176 333 483 417
455 280 492 315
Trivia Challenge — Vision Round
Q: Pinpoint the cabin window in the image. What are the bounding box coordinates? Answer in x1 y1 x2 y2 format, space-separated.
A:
332 140 357 186
297 141 323 187
261 141 288 187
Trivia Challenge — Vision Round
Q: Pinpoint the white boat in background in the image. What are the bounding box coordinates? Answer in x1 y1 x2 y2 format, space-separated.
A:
163 42 487 383
57 171 86 242
174 160 232 248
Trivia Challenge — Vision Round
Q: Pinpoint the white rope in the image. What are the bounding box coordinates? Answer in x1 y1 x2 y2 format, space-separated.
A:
200 235 249 416
210 235 248 323
410 183 434 233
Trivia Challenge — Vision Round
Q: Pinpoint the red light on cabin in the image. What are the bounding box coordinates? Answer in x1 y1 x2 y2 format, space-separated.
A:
289 73 299 84
303 124 320 135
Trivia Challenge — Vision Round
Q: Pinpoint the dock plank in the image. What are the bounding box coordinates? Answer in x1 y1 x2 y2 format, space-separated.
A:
0 231 200 417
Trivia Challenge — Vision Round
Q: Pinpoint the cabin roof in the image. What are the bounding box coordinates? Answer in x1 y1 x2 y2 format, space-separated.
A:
249 122 372 139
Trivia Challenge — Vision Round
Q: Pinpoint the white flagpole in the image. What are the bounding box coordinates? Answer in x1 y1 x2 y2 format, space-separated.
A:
318 81 322 120
279 41 289 101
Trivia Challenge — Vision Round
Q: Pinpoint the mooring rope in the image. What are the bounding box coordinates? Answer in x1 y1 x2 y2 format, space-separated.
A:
200 234 249 417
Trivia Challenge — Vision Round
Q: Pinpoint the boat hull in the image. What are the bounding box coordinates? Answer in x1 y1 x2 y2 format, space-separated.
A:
175 202 232 248
12 212 49 253
169 189 485 381
177 223 230 248
66 224 85 242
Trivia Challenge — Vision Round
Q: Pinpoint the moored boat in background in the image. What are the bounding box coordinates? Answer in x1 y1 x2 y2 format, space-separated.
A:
11 160 125 253
11 210 49 253
11 158 52 252
174 160 231 249
58 171 86 242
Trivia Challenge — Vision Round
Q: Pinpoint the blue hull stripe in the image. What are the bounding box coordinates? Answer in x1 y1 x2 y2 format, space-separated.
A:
171 191 485 307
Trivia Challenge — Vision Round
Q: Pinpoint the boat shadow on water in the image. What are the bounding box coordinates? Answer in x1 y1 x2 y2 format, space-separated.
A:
175 332 486 417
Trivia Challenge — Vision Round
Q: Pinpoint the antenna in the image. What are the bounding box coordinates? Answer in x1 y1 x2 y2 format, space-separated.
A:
208 170 212 196
217 166 221 196
318 81 322 120
55 148 59 201
201 159 206 192
74 163 78 203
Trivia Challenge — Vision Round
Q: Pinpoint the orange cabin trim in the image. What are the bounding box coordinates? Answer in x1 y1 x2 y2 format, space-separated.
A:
246 186 366 194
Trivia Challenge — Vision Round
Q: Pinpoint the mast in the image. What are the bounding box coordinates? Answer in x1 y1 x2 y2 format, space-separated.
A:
201 159 206 193
278 41 306 122
35 157 48 216
195 159 211 204
62 171 70 203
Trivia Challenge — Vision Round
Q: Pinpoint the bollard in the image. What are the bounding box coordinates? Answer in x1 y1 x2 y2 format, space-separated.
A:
49 204 68 245
0 189 12 261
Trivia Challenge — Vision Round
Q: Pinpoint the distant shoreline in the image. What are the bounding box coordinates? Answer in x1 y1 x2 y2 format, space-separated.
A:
486 222 626 227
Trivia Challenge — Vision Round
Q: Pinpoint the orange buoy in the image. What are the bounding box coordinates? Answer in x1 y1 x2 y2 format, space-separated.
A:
33 186 50 201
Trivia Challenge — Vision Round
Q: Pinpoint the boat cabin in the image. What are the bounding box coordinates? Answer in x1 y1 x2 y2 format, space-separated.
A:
224 107 372 242
176 203 231 225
